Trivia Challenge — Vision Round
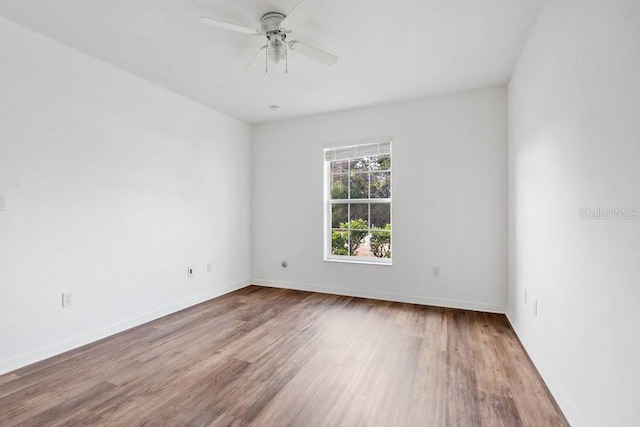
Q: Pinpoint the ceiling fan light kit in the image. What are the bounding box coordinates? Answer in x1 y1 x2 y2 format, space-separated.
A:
267 38 287 65
198 1 338 74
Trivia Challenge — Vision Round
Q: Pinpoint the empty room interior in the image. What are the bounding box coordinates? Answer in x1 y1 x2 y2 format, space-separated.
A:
0 0 638 425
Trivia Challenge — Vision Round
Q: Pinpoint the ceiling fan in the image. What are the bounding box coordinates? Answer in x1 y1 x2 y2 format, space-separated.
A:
198 2 338 73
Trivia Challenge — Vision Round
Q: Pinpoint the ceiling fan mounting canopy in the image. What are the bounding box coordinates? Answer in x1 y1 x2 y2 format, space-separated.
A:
260 12 286 34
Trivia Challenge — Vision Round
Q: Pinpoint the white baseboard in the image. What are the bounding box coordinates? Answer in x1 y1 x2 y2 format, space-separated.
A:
0 280 250 376
505 310 516 328
252 278 506 314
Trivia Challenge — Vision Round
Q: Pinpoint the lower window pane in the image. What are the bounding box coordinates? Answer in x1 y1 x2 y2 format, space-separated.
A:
331 204 348 228
370 203 391 228
349 203 369 226
369 231 391 258
331 229 348 255
349 229 369 256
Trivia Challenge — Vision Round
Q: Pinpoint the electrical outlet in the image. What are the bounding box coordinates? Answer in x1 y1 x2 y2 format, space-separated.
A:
62 292 72 307
534 300 538 317
207 263 213 273
525 289 528 304
187 267 194 277
433 267 440 278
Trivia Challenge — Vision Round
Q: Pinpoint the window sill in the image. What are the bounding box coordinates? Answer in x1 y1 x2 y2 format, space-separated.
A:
324 257 392 266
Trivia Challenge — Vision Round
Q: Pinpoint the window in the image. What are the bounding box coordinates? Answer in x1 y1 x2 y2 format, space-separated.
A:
324 140 392 264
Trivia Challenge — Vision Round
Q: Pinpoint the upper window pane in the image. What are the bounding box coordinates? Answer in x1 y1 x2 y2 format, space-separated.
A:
330 160 349 174
349 172 368 199
371 172 391 198
330 173 348 199
369 154 391 171
349 157 369 172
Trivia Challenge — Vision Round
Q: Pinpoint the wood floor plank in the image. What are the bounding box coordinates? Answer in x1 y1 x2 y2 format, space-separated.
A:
0 285 568 426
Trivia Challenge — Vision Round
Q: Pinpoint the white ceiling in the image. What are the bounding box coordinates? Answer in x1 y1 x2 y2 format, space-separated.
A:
0 0 542 123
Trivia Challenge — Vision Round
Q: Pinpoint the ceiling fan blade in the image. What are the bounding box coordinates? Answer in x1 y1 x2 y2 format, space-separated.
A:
245 45 267 71
288 40 338 66
198 16 260 35
280 1 321 30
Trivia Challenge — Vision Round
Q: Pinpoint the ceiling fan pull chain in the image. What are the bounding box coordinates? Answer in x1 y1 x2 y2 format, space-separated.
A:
265 45 268 74
285 44 288 74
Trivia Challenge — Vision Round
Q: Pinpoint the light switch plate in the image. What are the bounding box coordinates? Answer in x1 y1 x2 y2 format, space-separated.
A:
0 193 4 212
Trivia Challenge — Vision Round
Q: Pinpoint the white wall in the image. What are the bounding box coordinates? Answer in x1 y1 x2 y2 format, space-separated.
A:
252 87 507 312
507 0 640 425
0 18 251 374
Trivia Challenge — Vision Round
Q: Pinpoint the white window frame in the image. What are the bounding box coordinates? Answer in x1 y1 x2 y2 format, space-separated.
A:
323 139 392 265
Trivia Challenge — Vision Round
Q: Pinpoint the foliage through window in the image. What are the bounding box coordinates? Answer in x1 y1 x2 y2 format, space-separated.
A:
325 141 391 263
